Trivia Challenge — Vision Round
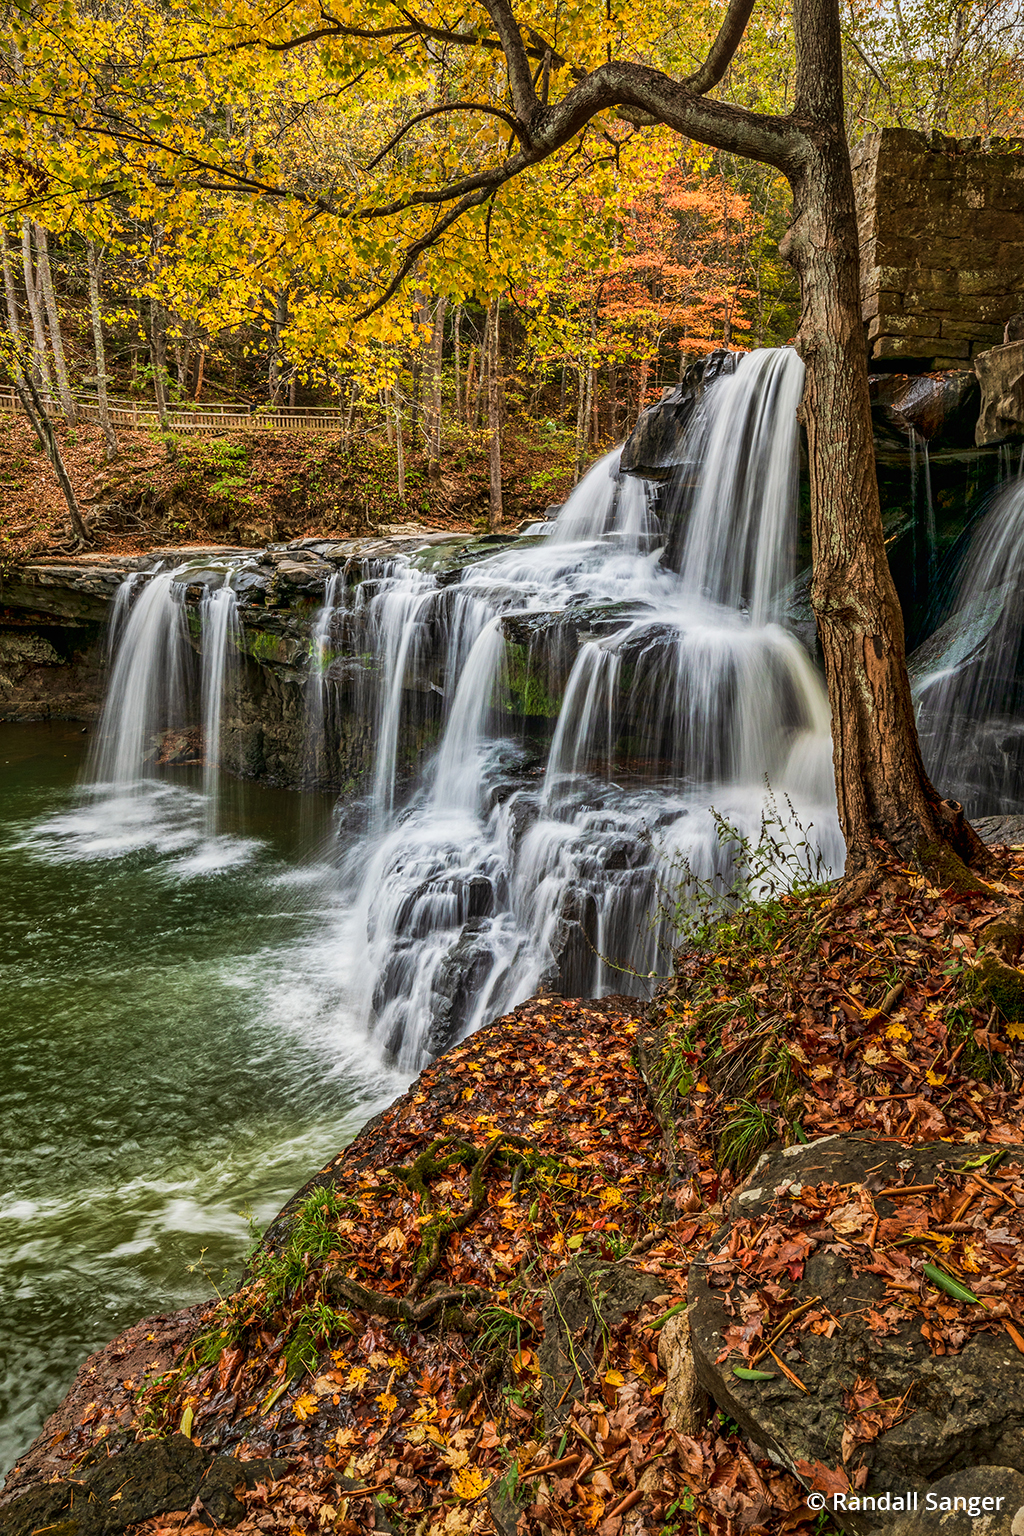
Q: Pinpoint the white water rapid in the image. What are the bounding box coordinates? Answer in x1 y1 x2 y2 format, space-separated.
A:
81 347 843 1069
913 475 1024 813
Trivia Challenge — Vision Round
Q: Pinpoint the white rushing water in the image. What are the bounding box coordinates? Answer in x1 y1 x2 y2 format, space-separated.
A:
80 347 843 1071
913 475 1024 812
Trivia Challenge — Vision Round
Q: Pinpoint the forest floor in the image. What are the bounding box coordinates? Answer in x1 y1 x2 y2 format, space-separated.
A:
4 849 1024 1536
0 413 581 563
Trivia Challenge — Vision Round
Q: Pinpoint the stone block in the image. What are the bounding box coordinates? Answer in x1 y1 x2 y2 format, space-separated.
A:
941 319 1004 343
971 210 1024 243
874 334 966 360
959 269 1017 295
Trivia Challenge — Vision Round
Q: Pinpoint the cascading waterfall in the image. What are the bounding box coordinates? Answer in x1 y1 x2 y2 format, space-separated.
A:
87 346 844 1068
85 560 245 849
304 571 345 786
199 582 240 838
88 572 192 790
913 476 1024 813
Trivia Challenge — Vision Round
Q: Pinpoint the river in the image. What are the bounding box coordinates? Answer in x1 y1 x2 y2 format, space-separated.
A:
0 723 402 1475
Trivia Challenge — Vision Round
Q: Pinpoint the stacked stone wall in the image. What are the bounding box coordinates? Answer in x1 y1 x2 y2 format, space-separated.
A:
852 127 1024 369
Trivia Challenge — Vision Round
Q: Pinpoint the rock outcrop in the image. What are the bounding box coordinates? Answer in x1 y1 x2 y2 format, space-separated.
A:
688 1135 1024 1534
976 341 1024 446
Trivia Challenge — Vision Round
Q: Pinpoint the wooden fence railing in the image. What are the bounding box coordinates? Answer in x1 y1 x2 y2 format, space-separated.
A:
0 387 350 434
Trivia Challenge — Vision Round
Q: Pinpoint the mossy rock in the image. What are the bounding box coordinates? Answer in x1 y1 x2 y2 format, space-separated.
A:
973 952 1024 1022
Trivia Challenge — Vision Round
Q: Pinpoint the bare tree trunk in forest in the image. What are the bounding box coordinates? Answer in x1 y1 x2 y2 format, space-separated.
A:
86 241 118 461
393 386 406 500
474 344 485 427
465 346 477 425
486 297 502 530
427 294 446 479
193 347 205 400
383 387 395 447
34 225 77 424
573 365 587 483
270 290 288 403
148 298 172 434
1 245 90 544
453 306 463 424
637 353 650 422
21 221 52 395
1 226 23 352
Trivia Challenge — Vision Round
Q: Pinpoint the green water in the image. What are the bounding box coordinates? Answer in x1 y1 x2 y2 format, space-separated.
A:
0 724 401 1477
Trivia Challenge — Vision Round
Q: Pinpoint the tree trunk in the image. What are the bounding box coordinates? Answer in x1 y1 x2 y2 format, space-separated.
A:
782 0 984 879
1 225 24 353
86 242 119 461
428 293 446 479
194 347 206 400
270 289 288 403
34 224 77 423
393 385 406 500
453 306 463 424
21 221 52 395
1 301 91 545
465 346 477 425
148 298 173 443
486 297 502 530
573 364 587 482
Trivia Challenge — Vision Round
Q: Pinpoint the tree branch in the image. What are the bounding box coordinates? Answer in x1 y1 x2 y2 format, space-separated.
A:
365 101 527 173
681 0 761 94
477 0 539 120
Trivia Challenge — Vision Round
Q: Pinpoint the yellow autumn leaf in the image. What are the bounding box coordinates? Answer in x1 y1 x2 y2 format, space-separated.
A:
886 1021 911 1042
926 1069 947 1085
604 1369 625 1388
346 1366 370 1389
599 1185 623 1208
292 1392 319 1422
451 1465 492 1500
376 1391 398 1413
1006 1019 1024 1041
379 1226 407 1252
334 1427 359 1451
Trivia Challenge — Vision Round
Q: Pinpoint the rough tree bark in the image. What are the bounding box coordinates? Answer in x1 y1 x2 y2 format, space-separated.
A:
86 241 119 460
427 293 447 479
34 223 77 424
20 220 53 395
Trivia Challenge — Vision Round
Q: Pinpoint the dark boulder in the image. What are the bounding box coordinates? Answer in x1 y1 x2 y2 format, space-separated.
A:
620 350 739 477
687 1135 1024 1535
0 1434 285 1536
870 372 979 448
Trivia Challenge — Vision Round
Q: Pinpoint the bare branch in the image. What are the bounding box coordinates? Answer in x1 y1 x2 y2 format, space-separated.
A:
476 0 538 119
365 101 527 172
681 0 760 94
350 185 494 322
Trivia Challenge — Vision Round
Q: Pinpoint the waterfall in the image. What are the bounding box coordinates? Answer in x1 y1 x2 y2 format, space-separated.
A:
90 347 843 1066
89 572 191 789
305 571 345 786
678 348 804 623
199 583 240 837
913 476 1024 813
